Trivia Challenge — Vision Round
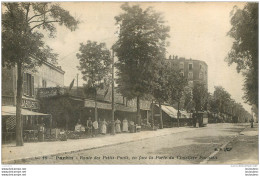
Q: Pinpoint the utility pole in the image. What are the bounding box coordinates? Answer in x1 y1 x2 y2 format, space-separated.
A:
111 50 115 135
77 73 79 96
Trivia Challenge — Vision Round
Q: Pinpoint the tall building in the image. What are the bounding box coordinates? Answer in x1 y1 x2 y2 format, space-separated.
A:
165 55 208 89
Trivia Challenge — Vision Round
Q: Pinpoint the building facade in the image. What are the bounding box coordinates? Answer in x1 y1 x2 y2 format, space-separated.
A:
2 61 65 111
165 56 208 89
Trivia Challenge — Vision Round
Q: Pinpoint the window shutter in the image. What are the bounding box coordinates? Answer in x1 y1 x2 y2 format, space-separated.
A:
27 74 30 96
31 75 34 96
23 73 27 95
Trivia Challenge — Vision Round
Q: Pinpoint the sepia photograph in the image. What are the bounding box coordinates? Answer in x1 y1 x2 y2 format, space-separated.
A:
1 1 258 167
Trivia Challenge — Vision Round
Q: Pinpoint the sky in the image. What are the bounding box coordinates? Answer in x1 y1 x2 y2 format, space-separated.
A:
42 2 251 112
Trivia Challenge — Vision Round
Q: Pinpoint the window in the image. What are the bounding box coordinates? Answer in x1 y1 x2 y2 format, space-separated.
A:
180 72 184 77
23 73 34 97
200 64 202 70
199 72 203 79
42 80 47 88
188 72 193 79
189 63 193 70
179 62 184 69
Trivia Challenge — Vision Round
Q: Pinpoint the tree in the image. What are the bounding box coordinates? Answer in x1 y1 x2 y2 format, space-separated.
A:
182 86 194 112
76 41 112 121
193 82 208 113
213 86 231 118
2 2 79 146
226 3 258 108
166 67 188 127
150 60 169 129
114 3 170 125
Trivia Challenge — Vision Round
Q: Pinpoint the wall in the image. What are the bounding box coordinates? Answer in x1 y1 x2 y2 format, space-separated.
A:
33 63 64 89
2 67 15 97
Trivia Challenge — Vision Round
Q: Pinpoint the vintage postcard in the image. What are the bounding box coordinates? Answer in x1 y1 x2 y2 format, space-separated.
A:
1 2 258 167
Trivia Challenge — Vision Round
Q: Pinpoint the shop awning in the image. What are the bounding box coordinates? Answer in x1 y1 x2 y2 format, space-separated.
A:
2 106 50 117
156 104 190 119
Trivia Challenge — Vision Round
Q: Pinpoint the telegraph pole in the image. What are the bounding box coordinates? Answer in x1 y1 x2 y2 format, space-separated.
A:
111 50 115 135
77 73 79 96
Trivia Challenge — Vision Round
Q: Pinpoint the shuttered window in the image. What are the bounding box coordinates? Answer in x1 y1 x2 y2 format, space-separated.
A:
23 73 27 96
23 73 34 97
31 76 34 96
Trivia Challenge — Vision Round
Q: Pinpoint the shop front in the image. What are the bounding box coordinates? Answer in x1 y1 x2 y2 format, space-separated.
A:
2 106 51 143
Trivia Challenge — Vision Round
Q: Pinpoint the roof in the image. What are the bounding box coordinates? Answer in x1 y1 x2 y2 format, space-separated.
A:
68 87 151 110
2 106 50 116
156 104 191 119
165 58 208 66
84 99 136 112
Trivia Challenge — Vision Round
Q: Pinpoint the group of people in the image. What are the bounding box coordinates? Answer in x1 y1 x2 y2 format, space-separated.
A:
75 118 135 137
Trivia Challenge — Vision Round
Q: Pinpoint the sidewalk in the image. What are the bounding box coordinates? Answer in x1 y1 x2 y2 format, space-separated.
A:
207 123 259 164
2 126 199 164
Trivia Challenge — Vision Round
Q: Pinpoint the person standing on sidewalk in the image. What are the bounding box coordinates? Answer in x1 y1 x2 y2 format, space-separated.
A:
86 117 93 137
101 119 107 135
129 120 135 133
93 120 98 137
115 119 121 133
122 118 128 132
250 118 254 128
98 119 102 134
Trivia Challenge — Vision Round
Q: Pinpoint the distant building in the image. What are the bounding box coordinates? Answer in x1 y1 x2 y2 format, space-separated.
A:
165 55 208 89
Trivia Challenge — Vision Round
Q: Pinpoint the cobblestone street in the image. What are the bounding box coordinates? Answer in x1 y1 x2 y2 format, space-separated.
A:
17 123 255 164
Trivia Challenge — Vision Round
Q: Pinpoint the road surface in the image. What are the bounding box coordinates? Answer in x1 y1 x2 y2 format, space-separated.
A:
19 123 257 164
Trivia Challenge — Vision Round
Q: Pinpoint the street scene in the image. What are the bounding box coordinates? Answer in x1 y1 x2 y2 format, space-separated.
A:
4 123 257 164
1 2 258 165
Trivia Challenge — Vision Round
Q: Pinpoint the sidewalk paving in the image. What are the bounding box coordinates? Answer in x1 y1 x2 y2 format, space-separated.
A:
2 126 200 164
207 123 258 164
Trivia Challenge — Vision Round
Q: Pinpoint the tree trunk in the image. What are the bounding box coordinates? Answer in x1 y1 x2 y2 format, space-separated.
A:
65 111 69 130
16 62 23 146
94 91 98 121
159 101 163 129
151 99 154 128
137 96 141 125
177 101 180 128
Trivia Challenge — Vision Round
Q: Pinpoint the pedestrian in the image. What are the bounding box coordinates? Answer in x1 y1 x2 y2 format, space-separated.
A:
98 119 102 134
196 119 199 128
75 119 81 133
122 118 128 132
38 122 45 142
129 120 135 133
115 118 121 133
86 117 93 137
93 120 99 136
250 118 254 128
107 121 111 134
101 119 107 135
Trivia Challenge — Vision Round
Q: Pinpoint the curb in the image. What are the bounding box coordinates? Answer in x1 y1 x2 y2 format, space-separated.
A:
3 127 201 164
200 124 250 164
